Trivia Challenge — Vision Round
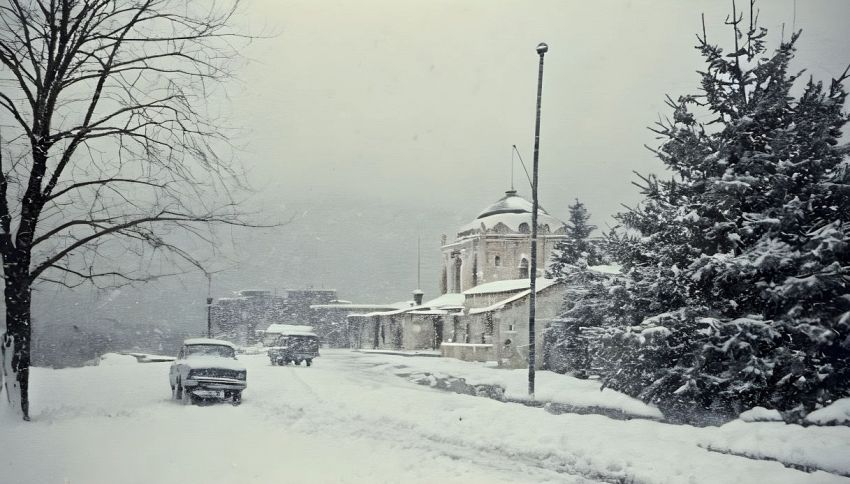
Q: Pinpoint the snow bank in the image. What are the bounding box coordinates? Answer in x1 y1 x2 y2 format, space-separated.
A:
97 353 139 366
806 398 850 426
127 352 176 363
701 419 850 477
739 406 783 422
362 353 663 420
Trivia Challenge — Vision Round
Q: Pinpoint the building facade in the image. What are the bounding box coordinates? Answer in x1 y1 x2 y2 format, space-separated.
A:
440 190 566 294
347 190 571 368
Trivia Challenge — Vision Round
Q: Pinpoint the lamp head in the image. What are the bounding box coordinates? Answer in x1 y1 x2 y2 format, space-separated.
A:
536 42 549 55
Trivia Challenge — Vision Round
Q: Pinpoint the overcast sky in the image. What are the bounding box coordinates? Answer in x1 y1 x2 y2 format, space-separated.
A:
31 0 850 333
231 0 849 211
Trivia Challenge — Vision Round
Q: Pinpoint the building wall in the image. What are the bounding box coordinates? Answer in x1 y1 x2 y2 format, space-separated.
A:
441 343 493 362
402 314 442 350
310 307 354 348
210 289 337 345
210 294 287 345
490 285 566 369
440 234 563 294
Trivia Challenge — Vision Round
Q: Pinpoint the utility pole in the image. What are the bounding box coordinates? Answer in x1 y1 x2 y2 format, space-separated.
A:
528 41 548 398
206 273 213 338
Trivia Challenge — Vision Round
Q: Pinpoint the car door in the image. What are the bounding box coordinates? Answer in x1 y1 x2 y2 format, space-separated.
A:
169 346 185 386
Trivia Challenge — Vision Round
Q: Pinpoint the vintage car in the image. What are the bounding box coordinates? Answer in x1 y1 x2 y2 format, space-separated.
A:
169 338 247 405
268 330 320 366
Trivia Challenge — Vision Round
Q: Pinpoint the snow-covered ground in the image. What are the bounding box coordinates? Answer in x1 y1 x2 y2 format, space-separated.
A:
1 350 848 484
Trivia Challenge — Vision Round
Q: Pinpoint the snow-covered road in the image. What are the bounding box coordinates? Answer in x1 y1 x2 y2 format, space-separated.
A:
1 350 848 483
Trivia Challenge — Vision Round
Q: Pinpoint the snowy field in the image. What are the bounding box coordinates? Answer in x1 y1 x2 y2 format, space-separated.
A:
1 350 848 484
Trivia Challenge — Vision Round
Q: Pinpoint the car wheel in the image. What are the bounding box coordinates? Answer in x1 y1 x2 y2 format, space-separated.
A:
294 359 301 366
181 385 193 405
270 358 277 366
306 359 312 367
232 392 242 406
174 380 183 400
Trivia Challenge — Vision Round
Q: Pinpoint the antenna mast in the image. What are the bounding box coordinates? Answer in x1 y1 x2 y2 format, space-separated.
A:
510 146 515 191
417 233 421 289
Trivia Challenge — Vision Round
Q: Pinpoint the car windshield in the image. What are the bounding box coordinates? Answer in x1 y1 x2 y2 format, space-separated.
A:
184 344 235 359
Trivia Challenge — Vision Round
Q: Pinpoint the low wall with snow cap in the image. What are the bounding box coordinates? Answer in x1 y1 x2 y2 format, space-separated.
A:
441 343 494 362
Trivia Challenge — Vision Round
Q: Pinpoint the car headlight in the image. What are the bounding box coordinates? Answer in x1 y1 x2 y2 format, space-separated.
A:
237 371 247 380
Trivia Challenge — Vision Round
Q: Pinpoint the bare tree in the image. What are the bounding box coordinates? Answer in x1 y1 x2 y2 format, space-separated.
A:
0 0 254 420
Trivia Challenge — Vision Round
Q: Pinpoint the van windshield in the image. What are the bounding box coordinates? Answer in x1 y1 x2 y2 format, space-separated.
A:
275 335 319 351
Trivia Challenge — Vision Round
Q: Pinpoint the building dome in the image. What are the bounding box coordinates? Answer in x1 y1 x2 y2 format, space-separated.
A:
457 190 565 237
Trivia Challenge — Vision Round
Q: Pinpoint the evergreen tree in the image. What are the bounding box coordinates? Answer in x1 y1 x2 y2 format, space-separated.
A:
600 1 850 423
548 199 600 279
545 199 600 375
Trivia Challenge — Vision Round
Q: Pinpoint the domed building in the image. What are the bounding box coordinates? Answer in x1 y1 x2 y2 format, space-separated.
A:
440 190 567 294
343 188 578 370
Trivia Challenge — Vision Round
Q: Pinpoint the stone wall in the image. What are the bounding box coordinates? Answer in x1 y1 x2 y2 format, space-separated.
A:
440 234 563 295
440 343 494 362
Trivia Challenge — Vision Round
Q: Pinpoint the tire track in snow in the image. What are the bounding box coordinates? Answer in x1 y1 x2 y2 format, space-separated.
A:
248 355 610 483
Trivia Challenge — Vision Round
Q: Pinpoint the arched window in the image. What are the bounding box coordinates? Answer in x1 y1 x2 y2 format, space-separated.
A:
518 222 530 234
519 258 529 279
494 255 501 267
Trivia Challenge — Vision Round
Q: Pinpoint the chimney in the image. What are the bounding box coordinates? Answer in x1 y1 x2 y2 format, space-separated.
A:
412 289 424 306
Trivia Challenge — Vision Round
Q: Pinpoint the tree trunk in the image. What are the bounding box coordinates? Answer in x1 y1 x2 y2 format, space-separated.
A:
2 269 32 421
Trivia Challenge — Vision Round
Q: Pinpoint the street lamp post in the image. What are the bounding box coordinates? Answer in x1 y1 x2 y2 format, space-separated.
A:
528 41 548 398
206 273 213 338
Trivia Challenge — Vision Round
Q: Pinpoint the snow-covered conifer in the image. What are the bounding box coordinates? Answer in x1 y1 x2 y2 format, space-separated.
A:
600 1 850 422
548 199 600 280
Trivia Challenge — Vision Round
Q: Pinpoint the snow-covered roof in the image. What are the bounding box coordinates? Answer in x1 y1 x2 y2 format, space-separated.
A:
310 303 401 310
456 190 565 237
264 324 315 335
464 278 556 295
347 294 465 319
236 289 272 297
468 280 563 315
421 292 466 308
345 300 418 318
180 356 246 371
214 297 248 303
409 309 450 316
183 338 236 348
